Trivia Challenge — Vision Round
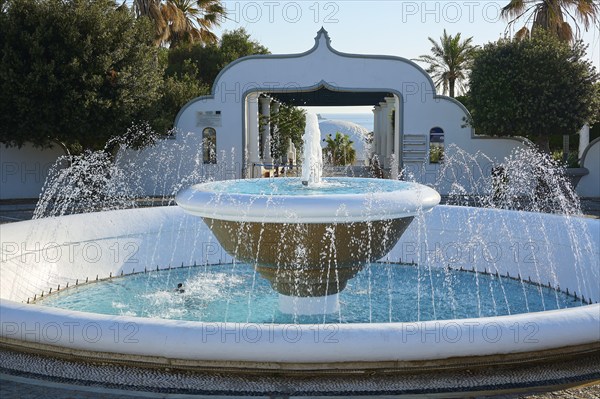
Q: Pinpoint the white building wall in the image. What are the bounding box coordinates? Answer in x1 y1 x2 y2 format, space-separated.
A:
402 97 528 195
174 32 438 179
576 138 600 197
0 142 67 200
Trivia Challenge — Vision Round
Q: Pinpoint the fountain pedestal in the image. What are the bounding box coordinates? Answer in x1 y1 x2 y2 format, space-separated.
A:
177 112 439 315
204 217 414 313
177 177 440 315
204 218 413 268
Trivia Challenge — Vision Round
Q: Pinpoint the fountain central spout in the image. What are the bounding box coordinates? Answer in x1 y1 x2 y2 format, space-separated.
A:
301 113 323 186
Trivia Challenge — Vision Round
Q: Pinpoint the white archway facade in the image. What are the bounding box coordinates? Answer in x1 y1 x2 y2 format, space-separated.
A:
170 29 527 192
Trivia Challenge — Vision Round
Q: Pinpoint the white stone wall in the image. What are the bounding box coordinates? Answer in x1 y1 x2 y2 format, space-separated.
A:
402 97 528 194
576 138 600 197
0 142 67 200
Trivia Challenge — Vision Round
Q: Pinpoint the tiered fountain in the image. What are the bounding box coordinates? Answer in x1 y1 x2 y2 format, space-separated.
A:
176 114 440 314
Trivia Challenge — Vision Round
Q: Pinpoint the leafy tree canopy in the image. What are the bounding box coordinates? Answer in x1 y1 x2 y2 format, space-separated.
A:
149 52 208 134
154 27 269 134
593 81 600 124
167 28 269 88
468 31 598 151
0 0 164 150
265 103 305 162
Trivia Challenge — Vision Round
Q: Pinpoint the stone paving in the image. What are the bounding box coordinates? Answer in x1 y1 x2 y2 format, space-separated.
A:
521 384 600 399
0 201 36 224
1 376 151 399
2 374 599 398
0 348 599 398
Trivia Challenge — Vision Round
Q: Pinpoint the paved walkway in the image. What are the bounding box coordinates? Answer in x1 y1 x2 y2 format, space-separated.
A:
580 198 600 218
2 374 599 398
0 201 37 224
0 198 175 224
0 347 599 398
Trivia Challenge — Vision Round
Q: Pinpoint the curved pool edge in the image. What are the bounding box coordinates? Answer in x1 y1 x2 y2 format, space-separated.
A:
1 298 598 368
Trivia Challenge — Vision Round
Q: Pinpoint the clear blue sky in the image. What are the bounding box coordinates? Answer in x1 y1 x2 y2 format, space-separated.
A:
212 1 600 113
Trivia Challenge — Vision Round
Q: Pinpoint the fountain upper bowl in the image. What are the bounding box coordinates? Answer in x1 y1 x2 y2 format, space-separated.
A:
175 177 441 224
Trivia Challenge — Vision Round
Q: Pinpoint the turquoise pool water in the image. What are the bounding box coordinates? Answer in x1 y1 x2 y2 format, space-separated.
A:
39 263 582 324
196 177 416 196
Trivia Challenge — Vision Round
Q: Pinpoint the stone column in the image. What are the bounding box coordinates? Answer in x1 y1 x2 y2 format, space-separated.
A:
391 95 401 179
385 97 395 171
373 106 381 161
385 95 400 179
369 107 375 160
246 93 260 175
379 101 388 167
579 124 590 160
271 101 281 163
259 96 272 164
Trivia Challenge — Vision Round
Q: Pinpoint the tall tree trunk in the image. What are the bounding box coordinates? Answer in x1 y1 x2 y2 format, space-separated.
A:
534 134 551 154
449 78 455 97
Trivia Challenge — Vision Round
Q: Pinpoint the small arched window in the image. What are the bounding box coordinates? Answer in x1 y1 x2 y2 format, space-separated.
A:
429 127 444 163
202 127 217 164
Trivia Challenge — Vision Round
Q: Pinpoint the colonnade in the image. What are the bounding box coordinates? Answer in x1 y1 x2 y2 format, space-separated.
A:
246 92 400 179
372 95 400 178
245 93 296 177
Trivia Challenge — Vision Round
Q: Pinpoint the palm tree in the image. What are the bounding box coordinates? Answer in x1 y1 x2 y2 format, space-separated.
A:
502 0 599 43
413 30 477 98
133 0 225 47
133 0 166 46
323 132 356 166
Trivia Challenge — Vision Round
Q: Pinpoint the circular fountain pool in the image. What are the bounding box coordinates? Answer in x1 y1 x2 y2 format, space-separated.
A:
0 203 599 395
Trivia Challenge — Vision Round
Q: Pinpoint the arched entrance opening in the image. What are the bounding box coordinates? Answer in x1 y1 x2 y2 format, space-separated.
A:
243 85 402 179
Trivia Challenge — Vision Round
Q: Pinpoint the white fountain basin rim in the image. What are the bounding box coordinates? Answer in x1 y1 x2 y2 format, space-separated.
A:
175 178 441 223
1 299 599 364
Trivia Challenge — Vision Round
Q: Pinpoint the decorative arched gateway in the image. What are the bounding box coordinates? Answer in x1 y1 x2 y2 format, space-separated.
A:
172 29 525 191
177 29 444 178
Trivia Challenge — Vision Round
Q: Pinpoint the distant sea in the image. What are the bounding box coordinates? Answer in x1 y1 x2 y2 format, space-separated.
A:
318 113 373 132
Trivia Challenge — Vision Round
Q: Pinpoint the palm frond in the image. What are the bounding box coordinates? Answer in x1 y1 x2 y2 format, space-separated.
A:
502 0 599 42
137 0 226 47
